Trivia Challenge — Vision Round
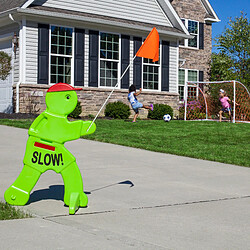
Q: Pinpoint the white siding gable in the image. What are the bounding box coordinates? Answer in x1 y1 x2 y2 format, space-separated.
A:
33 0 172 27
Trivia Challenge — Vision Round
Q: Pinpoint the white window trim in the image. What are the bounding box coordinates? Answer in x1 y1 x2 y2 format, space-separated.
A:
49 24 75 86
141 42 162 92
178 68 199 102
98 31 121 89
180 19 199 49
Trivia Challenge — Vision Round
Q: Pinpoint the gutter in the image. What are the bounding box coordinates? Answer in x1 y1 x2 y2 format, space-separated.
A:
204 17 221 23
0 8 18 17
9 13 21 113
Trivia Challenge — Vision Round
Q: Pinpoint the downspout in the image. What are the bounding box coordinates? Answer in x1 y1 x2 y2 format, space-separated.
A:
9 13 22 113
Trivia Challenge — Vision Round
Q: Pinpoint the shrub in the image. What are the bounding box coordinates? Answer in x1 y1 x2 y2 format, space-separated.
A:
179 100 206 120
68 101 82 118
105 101 131 119
148 104 174 120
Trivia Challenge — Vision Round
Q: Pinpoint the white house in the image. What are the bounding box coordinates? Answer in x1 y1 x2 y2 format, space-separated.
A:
0 0 192 115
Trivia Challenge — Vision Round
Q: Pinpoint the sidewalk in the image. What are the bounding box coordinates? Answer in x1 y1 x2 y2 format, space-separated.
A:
0 125 249 249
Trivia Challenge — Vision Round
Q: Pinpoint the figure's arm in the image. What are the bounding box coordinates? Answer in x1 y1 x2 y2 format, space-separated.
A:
134 88 142 96
228 98 239 106
28 113 47 136
64 120 83 141
81 121 96 136
62 120 96 142
232 100 239 106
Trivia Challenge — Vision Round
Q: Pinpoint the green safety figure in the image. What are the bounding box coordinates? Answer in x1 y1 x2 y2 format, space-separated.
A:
4 83 96 214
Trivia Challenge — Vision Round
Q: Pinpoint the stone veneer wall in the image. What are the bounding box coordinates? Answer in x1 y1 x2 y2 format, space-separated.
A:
171 0 212 80
13 84 179 118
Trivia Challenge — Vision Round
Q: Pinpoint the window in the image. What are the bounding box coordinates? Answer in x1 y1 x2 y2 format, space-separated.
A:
142 45 161 90
178 69 198 101
188 20 198 48
99 32 120 87
180 19 199 49
50 26 73 84
188 70 198 99
178 69 185 101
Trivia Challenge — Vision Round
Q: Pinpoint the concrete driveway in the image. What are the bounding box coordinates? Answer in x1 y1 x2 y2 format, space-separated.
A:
0 125 249 249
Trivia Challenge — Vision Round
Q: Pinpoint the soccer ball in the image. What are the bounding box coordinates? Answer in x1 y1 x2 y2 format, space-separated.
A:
163 114 171 122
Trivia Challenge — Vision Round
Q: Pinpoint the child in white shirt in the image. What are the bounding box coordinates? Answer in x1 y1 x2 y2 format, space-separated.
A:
128 85 153 122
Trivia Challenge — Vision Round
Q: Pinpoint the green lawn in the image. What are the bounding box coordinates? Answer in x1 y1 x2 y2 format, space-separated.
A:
0 119 34 129
0 201 31 220
0 119 249 167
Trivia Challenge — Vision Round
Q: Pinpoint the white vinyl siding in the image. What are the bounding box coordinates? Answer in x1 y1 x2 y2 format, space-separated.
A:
14 44 19 85
33 0 172 27
25 23 38 84
169 41 178 93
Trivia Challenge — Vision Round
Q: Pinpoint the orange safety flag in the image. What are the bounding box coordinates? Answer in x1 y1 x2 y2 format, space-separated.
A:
136 27 159 62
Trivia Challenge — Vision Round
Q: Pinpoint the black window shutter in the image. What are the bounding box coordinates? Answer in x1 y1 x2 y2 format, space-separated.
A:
74 28 85 86
133 37 142 89
121 35 130 89
199 22 204 50
199 70 204 90
37 24 49 84
161 41 170 91
199 70 204 81
89 30 99 87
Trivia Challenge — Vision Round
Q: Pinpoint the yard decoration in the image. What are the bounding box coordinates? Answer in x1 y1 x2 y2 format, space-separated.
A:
4 83 96 214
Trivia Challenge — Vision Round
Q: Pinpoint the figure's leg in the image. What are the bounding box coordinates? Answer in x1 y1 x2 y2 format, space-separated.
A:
133 113 139 122
60 162 88 214
132 108 139 122
4 165 41 206
219 110 223 122
143 104 153 110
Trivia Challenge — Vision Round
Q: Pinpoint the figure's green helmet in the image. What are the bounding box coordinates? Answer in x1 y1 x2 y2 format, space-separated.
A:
46 83 82 116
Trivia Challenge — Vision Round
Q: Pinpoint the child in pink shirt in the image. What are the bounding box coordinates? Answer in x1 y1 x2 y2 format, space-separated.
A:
219 89 238 122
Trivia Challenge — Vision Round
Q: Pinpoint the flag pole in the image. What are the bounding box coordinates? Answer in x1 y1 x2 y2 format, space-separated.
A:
87 55 137 132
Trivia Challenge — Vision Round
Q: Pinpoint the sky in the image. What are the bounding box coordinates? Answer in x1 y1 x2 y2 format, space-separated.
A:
209 0 250 52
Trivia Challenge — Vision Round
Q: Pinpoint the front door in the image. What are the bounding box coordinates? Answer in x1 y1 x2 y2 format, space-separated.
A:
0 39 13 113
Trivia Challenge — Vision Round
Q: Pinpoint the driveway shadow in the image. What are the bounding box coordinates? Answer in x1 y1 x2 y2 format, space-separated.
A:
27 180 134 204
27 185 65 204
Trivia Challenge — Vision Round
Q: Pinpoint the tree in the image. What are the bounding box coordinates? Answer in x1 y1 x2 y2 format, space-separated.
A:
209 52 236 81
215 12 250 89
0 51 12 81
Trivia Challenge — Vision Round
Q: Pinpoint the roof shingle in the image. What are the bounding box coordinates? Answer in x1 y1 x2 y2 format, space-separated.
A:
0 0 28 13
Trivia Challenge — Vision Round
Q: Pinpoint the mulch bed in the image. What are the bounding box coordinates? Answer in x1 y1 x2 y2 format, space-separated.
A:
0 113 38 119
0 113 114 120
